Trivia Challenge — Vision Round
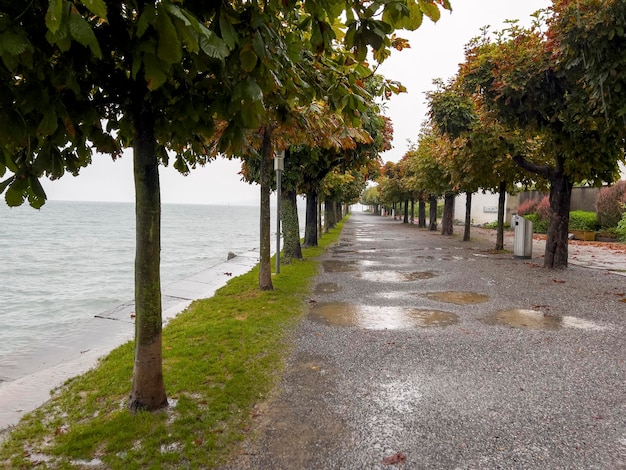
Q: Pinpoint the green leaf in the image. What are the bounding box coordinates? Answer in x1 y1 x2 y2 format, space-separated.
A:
68 11 102 57
156 5 181 64
199 28 228 60
219 10 238 50
311 20 323 51
46 0 64 34
239 44 258 73
1 29 30 55
4 179 26 207
0 14 11 32
177 22 199 53
382 3 409 26
80 0 107 20
0 175 15 195
174 155 190 175
165 4 191 27
242 77 263 101
28 176 47 209
137 5 156 38
397 2 423 30
240 100 264 129
37 109 58 136
418 0 441 23
143 53 167 90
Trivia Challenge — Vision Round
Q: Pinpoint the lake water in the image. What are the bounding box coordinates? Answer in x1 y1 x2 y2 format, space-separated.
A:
0 201 273 362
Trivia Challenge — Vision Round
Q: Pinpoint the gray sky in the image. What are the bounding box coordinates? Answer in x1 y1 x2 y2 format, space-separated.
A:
41 1 551 205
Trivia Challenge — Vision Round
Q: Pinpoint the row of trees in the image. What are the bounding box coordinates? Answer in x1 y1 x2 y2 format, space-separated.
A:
0 1 450 412
370 1 626 269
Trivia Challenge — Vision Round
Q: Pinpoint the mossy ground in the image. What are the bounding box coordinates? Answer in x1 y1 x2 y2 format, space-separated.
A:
0 220 346 469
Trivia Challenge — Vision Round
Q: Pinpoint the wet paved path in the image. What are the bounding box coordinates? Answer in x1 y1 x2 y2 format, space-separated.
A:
224 212 626 469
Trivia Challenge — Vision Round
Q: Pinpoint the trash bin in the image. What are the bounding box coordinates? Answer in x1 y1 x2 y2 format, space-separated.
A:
512 214 533 259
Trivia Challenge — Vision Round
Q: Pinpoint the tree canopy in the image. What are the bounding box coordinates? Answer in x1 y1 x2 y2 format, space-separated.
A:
1 0 453 411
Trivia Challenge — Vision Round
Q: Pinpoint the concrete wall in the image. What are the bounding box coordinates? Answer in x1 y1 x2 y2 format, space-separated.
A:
516 187 602 212
454 191 511 225
447 184 616 226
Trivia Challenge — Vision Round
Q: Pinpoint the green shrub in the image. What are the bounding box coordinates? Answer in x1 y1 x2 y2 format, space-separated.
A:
483 220 509 230
436 203 444 219
596 227 620 240
523 213 548 234
616 208 626 242
595 180 626 228
568 210 599 231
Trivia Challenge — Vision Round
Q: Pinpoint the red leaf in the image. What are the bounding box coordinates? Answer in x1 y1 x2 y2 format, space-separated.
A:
382 452 407 465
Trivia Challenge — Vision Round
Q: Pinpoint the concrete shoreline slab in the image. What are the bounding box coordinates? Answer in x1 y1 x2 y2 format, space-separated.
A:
0 251 259 430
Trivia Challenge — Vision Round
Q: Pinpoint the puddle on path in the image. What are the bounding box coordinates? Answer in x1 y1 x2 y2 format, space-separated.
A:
483 309 608 331
423 291 489 305
359 259 381 267
309 303 458 329
376 292 413 300
314 282 343 294
360 271 437 283
322 260 359 272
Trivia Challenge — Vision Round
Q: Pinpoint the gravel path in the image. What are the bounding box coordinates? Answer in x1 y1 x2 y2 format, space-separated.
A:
221 212 626 469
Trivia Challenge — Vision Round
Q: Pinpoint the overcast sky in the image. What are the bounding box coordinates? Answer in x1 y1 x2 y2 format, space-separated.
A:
41 1 551 205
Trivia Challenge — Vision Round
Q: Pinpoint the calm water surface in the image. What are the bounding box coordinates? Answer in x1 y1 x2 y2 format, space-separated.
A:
0 201 263 359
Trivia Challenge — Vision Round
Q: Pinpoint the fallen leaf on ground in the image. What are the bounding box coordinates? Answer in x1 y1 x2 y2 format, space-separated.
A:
553 279 566 284
382 452 407 465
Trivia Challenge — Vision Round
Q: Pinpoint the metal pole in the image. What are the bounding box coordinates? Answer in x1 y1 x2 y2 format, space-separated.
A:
276 168 281 274
274 150 284 274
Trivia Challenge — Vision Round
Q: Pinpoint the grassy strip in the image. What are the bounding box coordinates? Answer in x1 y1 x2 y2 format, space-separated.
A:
0 219 346 468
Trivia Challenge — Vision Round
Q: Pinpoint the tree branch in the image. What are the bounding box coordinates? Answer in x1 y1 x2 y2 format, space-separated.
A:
512 154 552 180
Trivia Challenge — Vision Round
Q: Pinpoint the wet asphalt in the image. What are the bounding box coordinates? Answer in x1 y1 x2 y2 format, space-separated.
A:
222 212 626 469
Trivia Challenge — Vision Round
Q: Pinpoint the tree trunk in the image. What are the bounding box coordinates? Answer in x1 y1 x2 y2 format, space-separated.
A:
511 154 572 268
259 128 273 290
410 197 415 224
317 199 322 237
463 192 472 242
495 181 507 251
403 199 409 223
418 197 426 228
428 195 438 231
128 101 167 413
544 173 573 269
303 191 318 247
441 193 455 236
281 189 302 263
324 200 333 231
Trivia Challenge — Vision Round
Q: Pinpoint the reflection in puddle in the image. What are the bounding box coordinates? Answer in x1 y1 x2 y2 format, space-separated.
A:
376 292 412 300
322 260 359 272
314 282 342 294
359 259 381 267
483 309 608 331
360 271 437 282
405 271 436 281
309 303 458 329
423 291 489 305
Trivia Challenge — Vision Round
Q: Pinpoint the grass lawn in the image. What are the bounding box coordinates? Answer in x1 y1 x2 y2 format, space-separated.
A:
0 219 345 469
